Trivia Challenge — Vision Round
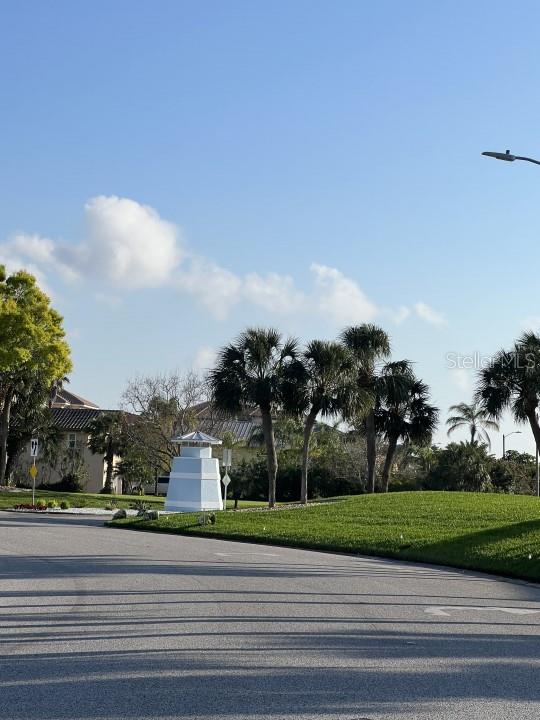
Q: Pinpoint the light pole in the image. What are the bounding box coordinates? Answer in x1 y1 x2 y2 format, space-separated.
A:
536 445 540 497
534 410 540 497
484 151 539 491
502 431 521 459
482 149 540 166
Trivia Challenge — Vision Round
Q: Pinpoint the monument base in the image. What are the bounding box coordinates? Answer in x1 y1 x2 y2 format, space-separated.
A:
164 446 223 512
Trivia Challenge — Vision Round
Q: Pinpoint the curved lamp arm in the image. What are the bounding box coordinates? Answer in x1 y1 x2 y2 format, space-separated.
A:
514 155 540 166
482 149 540 165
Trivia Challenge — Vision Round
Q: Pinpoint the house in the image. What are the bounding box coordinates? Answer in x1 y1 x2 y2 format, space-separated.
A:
23 390 122 494
191 401 263 445
191 401 341 449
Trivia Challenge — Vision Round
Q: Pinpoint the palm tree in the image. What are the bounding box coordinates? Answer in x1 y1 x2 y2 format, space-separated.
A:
209 328 298 508
283 340 360 504
87 412 125 494
477 331 540 452
4 372 52 481
341 324 390 493
377 363 438 492
446 401 499 447
411 444 438 474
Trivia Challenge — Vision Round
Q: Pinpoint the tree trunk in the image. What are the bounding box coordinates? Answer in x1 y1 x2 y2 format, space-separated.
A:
5 449 19 485
103 438 114 494
0 389 14 486
261 408 278 508
470 426 476 444
381 435 398 493
300 406 319 505
365 409 377 493
526 410 540 455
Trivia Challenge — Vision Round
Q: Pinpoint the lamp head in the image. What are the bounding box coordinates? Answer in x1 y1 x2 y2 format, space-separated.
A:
482 150 515 162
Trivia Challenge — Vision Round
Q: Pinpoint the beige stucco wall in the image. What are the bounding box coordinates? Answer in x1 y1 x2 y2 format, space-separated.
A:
20 432 121 494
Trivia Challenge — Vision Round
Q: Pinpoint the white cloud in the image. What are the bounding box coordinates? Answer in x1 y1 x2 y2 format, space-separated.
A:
175 260 379 326
10 234 56 264
0 197 447 335
83 196 182 288
0 233 78 285
243 272 305 313
392 305 411 324
414 301 445 326
0 246 54 297
310 263 378 325
176 257 242 320
0 197 183 291
449 366 472 392
193 345 217 371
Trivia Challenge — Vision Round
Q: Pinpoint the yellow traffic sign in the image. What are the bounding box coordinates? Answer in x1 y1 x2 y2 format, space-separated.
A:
29 465 38 479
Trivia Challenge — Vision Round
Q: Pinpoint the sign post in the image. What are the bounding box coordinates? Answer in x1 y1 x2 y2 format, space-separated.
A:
30 438 39 506
221 473 231 510
221 449 232 510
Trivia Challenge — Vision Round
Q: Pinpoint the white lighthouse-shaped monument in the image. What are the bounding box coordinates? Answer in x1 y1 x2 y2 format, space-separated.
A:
164 431 224 512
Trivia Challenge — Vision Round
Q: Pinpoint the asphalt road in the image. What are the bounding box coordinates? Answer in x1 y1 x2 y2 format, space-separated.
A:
1 512 540 720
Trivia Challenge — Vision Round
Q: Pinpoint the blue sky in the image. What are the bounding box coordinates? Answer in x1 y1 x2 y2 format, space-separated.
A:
2 0 540 454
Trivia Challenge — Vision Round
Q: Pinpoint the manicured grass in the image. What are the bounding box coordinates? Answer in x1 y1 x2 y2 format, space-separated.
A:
109 491 540 582
0 488 165 510
0 489 269 511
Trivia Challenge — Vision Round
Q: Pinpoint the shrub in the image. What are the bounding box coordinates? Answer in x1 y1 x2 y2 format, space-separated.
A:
11 467 32 489
112 508 127 520
231 457 363 502
38 473 85 493
425 442 492 492
499 450 537 494
60 500 70 510
130 500 150 517
47 500 59 509
387 472 425 492
36 500 47 510
489 459 517 494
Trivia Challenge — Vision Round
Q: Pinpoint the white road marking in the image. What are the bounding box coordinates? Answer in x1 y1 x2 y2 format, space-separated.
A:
425 605 540 617
214 552 280 557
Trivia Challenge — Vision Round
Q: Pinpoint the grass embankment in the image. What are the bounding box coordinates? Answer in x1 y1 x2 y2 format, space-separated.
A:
109 491 540 582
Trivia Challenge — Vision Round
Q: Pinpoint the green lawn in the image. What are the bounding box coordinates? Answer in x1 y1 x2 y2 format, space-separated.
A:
0 488 165 510
109 491 540 582
0 489 268 511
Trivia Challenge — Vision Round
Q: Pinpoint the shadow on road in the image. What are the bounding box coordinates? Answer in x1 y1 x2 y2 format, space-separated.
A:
2 512 540 718
0 640 539 718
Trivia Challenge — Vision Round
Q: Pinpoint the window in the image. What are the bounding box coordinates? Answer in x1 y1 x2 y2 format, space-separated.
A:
68 433 76 449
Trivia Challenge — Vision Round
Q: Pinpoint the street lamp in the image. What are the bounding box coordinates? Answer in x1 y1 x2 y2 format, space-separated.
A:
482 149 540 166
527 413 540 498
502 431 521 459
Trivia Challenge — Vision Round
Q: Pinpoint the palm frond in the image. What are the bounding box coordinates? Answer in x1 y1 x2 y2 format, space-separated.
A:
340 324 390 365
446 420 467 436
